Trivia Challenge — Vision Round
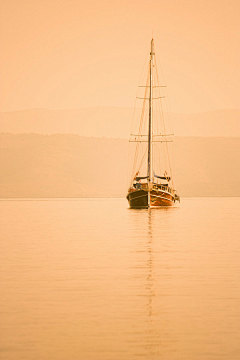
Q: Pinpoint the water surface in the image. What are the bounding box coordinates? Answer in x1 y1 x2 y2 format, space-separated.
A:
0 198 240 359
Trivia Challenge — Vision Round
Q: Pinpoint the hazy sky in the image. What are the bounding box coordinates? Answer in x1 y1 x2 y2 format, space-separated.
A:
0 0 239 113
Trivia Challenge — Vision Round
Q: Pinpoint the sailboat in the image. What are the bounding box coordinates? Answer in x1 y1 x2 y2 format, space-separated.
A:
126 39 180 208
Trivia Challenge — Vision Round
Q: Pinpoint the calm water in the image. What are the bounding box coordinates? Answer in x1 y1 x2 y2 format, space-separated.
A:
0 198 240 360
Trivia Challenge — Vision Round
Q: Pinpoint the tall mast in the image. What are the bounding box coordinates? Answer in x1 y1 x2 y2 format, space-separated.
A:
147 39 154 184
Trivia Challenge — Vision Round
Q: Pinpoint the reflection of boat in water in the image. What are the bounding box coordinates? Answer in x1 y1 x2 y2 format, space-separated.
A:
137 209 159 356
126 39 180 208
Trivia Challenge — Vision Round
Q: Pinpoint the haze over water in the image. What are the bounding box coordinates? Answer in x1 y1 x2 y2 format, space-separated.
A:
1 198 240 360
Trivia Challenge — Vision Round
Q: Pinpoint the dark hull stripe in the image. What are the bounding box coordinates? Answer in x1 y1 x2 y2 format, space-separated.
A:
127 190 148 208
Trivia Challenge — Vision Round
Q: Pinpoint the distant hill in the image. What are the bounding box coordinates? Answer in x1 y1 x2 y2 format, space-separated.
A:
0 134 239 198
0 108 239 138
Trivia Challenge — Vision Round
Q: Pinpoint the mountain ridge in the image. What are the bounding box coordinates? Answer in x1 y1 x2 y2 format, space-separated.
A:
1 108 239 138
1 134 239 198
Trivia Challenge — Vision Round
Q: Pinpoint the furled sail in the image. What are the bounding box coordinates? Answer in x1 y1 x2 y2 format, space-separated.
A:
154 174 171 181
136 176 148 181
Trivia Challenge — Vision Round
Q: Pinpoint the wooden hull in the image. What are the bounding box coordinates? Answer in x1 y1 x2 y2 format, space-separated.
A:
127 188 174 208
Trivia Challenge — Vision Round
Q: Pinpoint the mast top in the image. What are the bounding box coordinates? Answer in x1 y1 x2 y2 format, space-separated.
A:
150 38 155 56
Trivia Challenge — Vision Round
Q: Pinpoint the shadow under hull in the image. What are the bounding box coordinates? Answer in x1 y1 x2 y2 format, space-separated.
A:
127 189 174 208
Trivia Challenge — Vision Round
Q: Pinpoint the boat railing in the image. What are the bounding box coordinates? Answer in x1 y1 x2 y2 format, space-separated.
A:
130 182 175 193
154 184 169 191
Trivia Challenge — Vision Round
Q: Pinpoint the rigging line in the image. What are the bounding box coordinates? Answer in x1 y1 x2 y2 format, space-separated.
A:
139 147 147 170
131 104 147 180
136 68 149 132
131 65 149 137
154 144 163 172
152 66 161 174
130 98 138 136
130 50 149 138
129 147 148 188
127 143 131 190
155 54 174 134
155 56 168 124
156 109 172 186
155 114 161 174
135 148 148 185
131 70 149 183
155 114 163 177
157 77 172 186
138 51 150 86
129 54 150 185
153 64 163 176
156 110 164 175
154 58 174 188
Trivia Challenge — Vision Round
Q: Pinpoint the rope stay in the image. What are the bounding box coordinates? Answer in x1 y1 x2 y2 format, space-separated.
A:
128 41 176 190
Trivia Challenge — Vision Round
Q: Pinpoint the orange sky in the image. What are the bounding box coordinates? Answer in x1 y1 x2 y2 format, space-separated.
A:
0 0 239 113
